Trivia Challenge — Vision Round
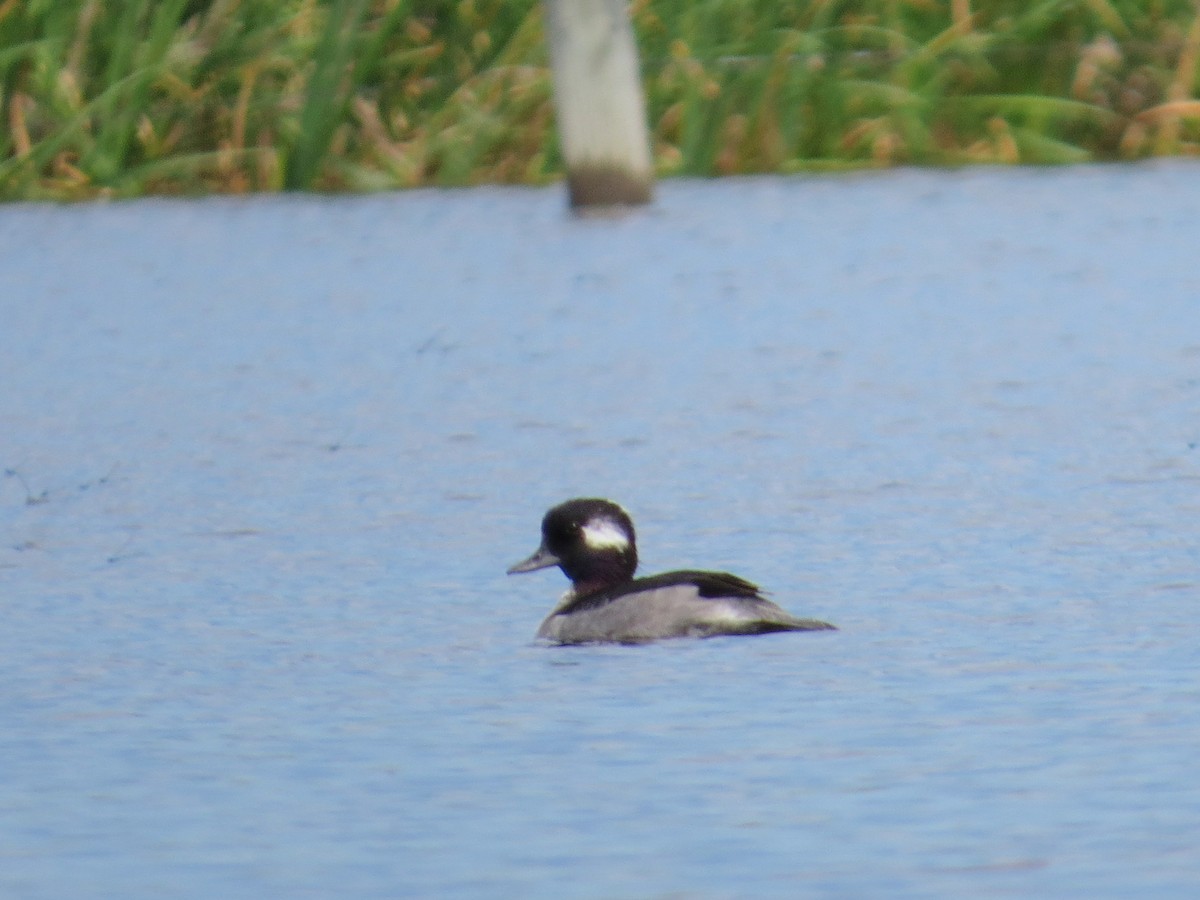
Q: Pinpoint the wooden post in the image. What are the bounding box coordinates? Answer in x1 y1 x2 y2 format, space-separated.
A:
545 0 654 209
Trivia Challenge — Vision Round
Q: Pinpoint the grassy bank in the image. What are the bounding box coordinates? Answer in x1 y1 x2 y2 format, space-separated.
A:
2 0 1199 200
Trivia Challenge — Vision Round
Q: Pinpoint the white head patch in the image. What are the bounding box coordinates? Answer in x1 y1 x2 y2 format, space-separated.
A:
581 517 631 551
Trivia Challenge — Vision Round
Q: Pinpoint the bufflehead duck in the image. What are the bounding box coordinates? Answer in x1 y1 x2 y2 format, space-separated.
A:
507 498 836 644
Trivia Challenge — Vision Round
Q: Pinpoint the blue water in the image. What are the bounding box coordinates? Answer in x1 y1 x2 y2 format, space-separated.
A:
3 164 1200 897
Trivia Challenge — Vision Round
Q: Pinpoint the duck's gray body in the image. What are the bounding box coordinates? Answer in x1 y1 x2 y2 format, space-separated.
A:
536 577 835 645
509 498 836 645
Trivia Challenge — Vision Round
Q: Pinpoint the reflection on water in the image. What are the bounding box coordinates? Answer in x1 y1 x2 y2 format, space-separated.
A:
3 165 1200 897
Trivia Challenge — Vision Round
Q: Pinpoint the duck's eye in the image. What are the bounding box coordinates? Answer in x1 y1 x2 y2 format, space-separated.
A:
545 519 579 544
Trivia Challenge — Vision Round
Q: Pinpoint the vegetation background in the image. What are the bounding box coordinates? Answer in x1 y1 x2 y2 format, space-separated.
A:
2 0 1199 200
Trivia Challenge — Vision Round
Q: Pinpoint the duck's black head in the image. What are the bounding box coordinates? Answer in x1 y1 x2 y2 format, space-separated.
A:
507 498 638 594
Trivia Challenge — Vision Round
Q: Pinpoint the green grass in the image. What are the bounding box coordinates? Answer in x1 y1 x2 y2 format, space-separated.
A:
2 0 1199 200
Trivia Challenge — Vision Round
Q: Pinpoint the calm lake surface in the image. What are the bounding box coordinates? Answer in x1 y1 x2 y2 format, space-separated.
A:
3 165 1199 897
